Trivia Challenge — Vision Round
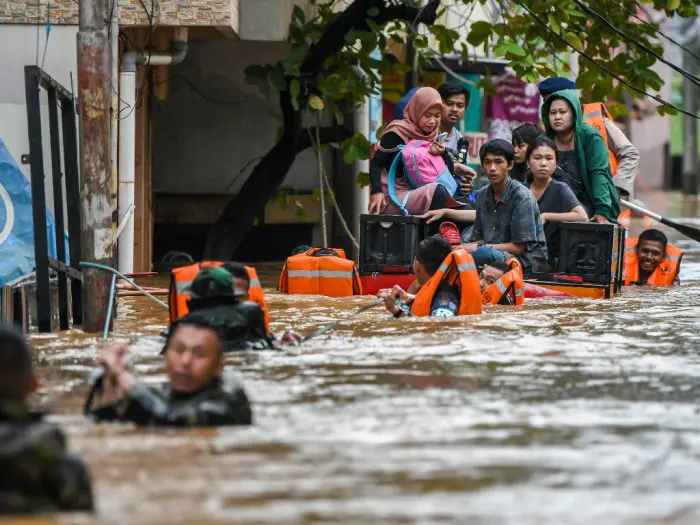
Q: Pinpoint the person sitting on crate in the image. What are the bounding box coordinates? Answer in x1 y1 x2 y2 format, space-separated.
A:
367 87 462 223
540 87 621 223
510 123 541 184
459 140 548 275
378 236 482 318
539 77 639 202
525 137 588 266
624 229 683 286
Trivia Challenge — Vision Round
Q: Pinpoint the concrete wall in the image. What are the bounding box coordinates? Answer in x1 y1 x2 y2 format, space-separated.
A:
0 0 240 29
151 38 333 196
0 24 78 217
630 61 673 192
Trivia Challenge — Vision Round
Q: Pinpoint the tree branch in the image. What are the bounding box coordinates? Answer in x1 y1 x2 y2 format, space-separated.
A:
301 0 441 76
296 125 354 153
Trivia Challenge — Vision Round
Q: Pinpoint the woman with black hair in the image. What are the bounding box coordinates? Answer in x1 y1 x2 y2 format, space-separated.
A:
525 137 588 262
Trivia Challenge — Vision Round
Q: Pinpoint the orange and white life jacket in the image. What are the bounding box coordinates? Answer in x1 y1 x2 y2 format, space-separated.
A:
481 258 525 306
624 238 683 286
278 247 363 297
169 261 269 330
582 102 619 177
410 249 482 316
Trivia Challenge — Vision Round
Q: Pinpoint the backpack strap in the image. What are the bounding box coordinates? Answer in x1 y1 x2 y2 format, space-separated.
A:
387 145 410 217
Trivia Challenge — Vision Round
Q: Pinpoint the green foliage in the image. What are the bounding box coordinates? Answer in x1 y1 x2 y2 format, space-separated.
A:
244 0 699 163
341 132 372 164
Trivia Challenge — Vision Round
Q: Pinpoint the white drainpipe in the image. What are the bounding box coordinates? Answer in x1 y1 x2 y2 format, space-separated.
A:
117 28 188 274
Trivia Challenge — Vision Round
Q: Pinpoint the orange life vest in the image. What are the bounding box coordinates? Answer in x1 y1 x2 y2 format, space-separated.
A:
169 261 269 330
481 258 525 306
624 238 683 286
278 247 363 297
410 249 482 316
582 102 619 177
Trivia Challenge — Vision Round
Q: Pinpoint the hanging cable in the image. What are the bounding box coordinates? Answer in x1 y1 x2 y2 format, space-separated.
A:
515 1 700 119
314 117 328 248
612 0 700 63
572 0 700 88
306 125 360 250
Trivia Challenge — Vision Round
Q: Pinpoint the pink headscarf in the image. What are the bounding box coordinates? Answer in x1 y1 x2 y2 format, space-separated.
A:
381 87 443 143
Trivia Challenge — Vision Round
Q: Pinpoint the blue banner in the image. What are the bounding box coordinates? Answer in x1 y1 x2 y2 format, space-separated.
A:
0 139 65 286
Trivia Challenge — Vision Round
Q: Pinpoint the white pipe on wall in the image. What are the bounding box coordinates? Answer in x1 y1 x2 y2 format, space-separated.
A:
117 64 137 275
117 28 188 274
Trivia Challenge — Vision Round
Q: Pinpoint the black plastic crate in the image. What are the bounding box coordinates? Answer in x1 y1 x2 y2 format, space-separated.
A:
556 222 620 284
359 214 427 274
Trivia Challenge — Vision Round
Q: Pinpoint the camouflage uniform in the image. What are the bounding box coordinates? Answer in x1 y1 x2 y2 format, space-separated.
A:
184 267 275 351
181 302 275 351
0 401 94 514
89 374 252 427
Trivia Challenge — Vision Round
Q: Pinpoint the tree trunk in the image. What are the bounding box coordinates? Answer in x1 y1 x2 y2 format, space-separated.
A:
203 0 441 260
203 134 300 259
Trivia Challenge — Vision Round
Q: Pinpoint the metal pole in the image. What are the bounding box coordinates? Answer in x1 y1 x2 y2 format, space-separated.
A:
109 0 120 265
77 0 113 332
683 46 699 196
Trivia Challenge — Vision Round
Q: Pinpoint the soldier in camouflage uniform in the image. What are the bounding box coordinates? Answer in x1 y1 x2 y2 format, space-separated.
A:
0 324 94 514
184 265 276 351
89 317 253 427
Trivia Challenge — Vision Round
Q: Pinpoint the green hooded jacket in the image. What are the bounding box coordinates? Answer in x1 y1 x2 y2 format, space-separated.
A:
541 89 620 221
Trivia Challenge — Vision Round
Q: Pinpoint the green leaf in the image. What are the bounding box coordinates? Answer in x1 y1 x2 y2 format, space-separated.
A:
268 67 287 92
667 0 681 10
605 101 628 118
290 78 301 101
333 104 345 125
657 104 678 116
309 95 325 111
366 6 379 17
356 171 370 188
414 34 429 49
292 5 305 24
565 32 583 50
493 42 526 58
467 20 492 46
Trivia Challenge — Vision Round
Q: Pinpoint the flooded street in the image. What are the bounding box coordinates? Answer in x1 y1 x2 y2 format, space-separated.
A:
17 206 700 525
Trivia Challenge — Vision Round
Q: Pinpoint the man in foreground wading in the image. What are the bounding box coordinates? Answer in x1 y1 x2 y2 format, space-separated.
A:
89 318 253 427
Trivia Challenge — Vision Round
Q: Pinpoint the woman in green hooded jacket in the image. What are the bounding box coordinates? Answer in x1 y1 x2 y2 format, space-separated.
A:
541 89 620 223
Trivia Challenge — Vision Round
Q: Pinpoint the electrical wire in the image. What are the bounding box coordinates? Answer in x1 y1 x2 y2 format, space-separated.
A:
515 0 700 119
572 0 700 88
612 0 700 63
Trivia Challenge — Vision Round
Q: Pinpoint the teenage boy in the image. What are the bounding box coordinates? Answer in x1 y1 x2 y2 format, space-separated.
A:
461 139 548 274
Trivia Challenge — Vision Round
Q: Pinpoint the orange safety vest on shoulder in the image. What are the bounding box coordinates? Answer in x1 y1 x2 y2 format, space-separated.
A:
481 258 525 306
624 238 683 286
169 261 269 330
278 247 363 297
582 102 619 177
410 249 482 316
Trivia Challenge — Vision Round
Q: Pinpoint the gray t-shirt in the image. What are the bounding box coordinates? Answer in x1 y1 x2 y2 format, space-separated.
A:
444 128 460 157
527 179 581 259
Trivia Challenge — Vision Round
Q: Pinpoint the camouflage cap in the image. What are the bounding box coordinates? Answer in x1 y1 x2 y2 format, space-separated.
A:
185 266 245 300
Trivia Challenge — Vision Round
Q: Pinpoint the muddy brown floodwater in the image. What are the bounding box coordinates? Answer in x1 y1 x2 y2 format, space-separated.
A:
8 204 700 525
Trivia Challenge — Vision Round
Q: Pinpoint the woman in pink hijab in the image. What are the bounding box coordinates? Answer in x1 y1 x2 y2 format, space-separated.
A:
368 87 459 216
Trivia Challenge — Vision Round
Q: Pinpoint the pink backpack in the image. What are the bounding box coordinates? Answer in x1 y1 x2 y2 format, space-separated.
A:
387 140 457 216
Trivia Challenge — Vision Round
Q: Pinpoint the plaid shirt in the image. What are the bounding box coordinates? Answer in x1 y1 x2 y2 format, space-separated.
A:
0 402 94 515
470 178 548 271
